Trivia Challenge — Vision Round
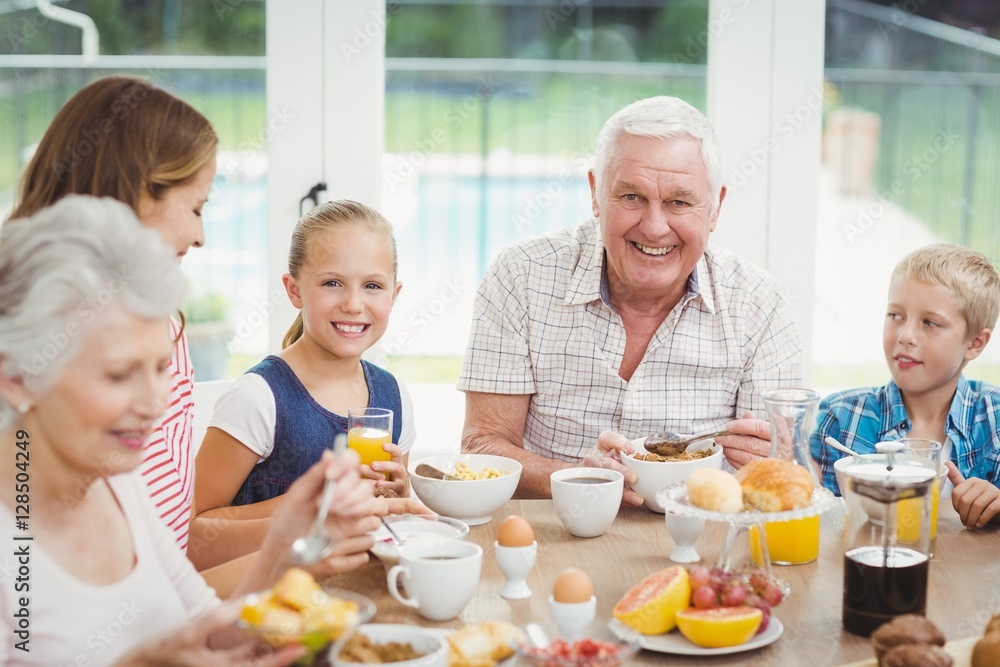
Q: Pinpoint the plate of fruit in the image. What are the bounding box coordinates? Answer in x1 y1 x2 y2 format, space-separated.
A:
609 564 785 656
238 567 375 665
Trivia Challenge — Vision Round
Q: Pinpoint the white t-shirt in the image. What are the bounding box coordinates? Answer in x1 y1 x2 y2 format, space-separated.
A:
209 372 416 462
0 472 219 666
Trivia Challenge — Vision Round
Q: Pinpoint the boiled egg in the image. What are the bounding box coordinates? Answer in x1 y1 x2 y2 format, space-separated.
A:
552 568 594 604
497 515 535 547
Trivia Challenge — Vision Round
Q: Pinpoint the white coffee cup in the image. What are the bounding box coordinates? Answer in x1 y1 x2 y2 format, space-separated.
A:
550 468 624 538
386 541 483 621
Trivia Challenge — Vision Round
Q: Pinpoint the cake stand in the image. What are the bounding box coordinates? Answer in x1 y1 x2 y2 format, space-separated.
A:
655 482 838 580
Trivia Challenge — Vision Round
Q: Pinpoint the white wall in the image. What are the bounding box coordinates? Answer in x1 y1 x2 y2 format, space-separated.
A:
708 0 825 384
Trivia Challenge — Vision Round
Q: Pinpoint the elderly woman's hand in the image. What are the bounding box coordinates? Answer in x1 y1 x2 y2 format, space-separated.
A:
116 598 305 667
715 412 772 469
260 450 379 569
581 430 644 508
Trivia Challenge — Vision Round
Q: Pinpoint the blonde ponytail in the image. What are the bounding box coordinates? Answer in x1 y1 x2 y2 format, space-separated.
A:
282 312 304 349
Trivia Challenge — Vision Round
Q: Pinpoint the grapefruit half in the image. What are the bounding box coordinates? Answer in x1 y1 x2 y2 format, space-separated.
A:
675 606 764 648
612 566 691 634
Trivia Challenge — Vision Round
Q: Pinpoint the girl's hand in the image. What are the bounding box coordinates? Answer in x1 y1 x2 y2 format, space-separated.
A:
116 599 304 667
376 495 435 517
366 443 410 497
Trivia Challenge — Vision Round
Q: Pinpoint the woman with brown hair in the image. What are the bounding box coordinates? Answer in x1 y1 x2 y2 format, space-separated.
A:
11 75 217 553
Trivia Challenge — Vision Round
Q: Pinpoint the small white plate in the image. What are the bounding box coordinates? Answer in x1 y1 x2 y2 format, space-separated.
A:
610 617 783 656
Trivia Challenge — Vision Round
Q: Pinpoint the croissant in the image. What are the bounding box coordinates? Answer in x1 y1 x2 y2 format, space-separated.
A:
448 621 521 667
735 458 814 511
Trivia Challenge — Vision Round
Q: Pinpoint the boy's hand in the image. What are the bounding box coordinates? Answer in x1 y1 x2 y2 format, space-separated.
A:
364 443 410 497
946 462 1000 529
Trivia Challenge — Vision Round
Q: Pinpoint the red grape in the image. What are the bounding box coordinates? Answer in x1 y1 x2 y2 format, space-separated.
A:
748 571 769 593
692 585 718 609
756 603 772 634
721 583 749 607
688 565 711 590
761 583 784 607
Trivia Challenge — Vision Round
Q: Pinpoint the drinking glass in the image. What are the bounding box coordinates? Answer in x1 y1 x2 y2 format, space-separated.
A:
347 408 393 474
895 439 943 549
756 388 821 565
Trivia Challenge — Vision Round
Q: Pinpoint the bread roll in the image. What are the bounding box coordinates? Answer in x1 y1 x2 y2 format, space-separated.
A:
871 615 946 666
448 621 521 667
687 468 743 513
972 632 1000 667
735 458 814 512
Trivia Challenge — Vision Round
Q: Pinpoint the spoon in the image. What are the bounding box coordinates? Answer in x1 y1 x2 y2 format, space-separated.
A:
291 434 346 564
644 429 732 456
824 436 864 460
414 462 462 481
380 517 405 546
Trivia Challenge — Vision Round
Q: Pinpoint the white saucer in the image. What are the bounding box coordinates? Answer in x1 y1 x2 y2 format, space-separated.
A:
609 616 783 656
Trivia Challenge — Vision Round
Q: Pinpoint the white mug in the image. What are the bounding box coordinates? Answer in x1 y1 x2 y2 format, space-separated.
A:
386 541 483 621
550 468 624 538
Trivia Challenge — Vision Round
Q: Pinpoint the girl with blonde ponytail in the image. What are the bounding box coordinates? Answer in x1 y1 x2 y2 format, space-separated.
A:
191 200 420 570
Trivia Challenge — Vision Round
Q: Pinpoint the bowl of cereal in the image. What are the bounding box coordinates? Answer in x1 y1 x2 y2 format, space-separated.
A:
334 623 448 666
408 454 521 526
619 437 724 513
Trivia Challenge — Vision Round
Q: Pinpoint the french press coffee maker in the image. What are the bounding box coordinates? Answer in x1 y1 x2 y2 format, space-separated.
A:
839 442 936 636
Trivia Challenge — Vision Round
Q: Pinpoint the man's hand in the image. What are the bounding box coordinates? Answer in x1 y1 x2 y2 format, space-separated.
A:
946 462 1000 529
581 430 644 508
715 412 772 470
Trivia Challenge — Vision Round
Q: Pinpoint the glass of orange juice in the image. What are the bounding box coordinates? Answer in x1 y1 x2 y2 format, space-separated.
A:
347 408 393 475
750 516 821 565
894 439 942 552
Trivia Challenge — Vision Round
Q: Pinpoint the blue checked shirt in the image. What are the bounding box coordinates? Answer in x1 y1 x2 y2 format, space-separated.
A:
810 377 1000 495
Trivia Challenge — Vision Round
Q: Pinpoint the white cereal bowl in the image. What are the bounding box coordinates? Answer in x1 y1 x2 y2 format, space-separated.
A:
333 623 448 667
620 437 724 513
408 454 521 526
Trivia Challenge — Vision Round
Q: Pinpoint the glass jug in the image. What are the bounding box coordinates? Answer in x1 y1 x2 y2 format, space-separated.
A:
751 388 821 565
840 442 935 636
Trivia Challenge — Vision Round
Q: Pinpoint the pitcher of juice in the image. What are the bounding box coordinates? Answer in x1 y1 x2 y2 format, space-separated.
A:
750 388 822 565
840 442 935 636
348 407 393 475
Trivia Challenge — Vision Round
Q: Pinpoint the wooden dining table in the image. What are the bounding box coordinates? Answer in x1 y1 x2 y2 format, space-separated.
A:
327 500 1000 666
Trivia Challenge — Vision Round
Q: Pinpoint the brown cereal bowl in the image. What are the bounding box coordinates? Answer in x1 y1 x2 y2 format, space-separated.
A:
620 437 724 513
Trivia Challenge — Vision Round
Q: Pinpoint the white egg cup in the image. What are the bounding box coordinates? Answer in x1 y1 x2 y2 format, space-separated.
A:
664 512 704 563
548 595 596 642
494 541 537 600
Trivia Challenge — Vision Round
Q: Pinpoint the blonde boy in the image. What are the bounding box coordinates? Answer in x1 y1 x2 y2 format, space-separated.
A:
811 244 1000 529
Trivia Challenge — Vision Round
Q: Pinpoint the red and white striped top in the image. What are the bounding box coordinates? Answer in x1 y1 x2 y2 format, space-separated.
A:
140 317 196 551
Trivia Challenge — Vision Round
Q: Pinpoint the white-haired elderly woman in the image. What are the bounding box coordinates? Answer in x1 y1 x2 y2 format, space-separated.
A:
0 196 378 667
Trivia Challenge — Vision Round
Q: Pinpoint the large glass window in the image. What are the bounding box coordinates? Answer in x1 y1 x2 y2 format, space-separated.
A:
816 0 1000 390
0 1 267 381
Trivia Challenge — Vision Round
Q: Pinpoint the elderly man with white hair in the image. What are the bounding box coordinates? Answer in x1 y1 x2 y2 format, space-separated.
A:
458 96 802 506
